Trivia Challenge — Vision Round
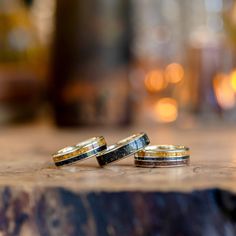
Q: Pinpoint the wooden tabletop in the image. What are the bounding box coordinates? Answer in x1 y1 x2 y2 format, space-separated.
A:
1 123 236 193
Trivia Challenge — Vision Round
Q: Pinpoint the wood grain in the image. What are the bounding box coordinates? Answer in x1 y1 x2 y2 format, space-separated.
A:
0 123 235 193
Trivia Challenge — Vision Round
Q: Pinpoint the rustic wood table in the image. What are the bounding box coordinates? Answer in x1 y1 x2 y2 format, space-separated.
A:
0 123 236 236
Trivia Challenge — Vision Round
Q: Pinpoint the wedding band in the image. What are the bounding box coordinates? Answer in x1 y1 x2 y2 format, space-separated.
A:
136 145 189 158
96 132 150 166
134 145 190 168
52 136 107 166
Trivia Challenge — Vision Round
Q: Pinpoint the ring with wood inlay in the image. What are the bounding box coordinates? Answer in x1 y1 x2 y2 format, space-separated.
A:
52 136 107 166
134 145 190 168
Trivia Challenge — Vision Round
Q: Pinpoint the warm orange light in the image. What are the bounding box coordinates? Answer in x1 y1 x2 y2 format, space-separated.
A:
165 63 184 84
213 73 235 109
154 98 178 123
230 70 236 92
144 69 166 92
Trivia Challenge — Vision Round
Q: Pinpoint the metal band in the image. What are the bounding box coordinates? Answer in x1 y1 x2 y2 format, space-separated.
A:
52 136 107 165
134 158 190 168
135 145 190 158
55 145 107 166
96 133 150 166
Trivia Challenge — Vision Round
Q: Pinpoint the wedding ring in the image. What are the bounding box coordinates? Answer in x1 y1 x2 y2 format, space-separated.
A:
96 132 150 166
134 145 190 168
52 136 107 166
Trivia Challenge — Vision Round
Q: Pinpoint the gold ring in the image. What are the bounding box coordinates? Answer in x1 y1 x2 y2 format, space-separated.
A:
52 136 107 165
135 145 190 158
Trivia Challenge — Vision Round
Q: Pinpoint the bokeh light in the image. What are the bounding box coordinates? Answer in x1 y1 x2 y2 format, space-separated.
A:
230 70 236 92
144 69 166 92
154 98 178 123
213 73 235 109
165 63 184 84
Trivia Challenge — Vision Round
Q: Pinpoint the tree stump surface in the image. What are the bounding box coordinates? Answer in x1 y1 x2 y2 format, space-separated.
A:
0 124 235 235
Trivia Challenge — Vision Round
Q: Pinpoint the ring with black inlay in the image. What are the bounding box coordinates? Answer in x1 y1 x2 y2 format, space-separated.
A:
134 145 190 168
96 132 150 167
52 136 107 166
55 145 107 166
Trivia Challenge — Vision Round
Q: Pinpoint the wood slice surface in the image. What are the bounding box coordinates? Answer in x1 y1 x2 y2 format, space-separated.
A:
0 124 235 235
0 123 234 193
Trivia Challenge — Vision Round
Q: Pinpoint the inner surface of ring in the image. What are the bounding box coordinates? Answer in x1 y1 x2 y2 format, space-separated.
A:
157 145 182 150
57 146 76 154
103 144 119 152
76 137 100 148
117 133 143 145
146 145 187 151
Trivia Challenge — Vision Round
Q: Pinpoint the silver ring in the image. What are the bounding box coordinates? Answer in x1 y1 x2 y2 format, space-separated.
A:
96 132 150 166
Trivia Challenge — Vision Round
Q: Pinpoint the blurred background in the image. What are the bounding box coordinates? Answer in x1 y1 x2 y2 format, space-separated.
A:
1 0 236 127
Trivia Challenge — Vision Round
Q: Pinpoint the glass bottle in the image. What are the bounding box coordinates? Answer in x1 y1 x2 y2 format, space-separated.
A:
51 0 133 126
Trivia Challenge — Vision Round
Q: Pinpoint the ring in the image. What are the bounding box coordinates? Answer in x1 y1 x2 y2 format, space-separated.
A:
135 145 189 158
134 145 190 168
96 132 150 166
52 136 107 166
